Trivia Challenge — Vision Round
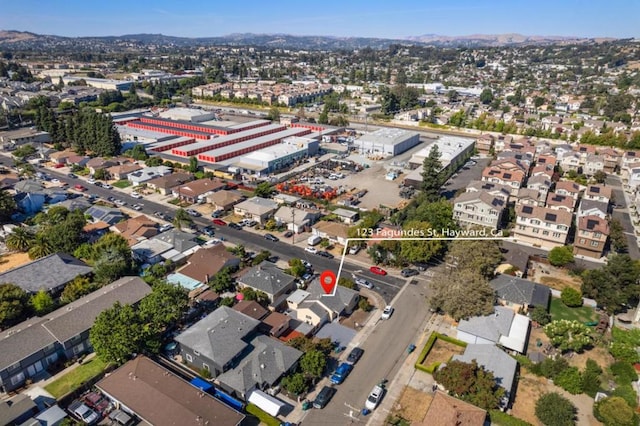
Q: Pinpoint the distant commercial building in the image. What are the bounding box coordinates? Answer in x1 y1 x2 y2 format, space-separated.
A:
356 128 420 157
159 107 216 123
61 76 133 91
232 136 319 175
408 135 475 169
0 128 51 149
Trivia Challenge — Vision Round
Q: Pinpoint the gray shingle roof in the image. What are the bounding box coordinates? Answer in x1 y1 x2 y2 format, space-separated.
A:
0 276 151 370
239 262 296 296
578 199 608 214
174 306 260 367
490 275 550 308
452 344 517 396
307 279 358 315
0 394 37 426
0 252 92 293
86 205 125 225
217 335 302 395
151 229 199 253
457 306 514 343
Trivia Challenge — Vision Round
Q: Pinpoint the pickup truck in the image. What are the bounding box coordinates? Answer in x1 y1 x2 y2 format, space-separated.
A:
68 400 100 425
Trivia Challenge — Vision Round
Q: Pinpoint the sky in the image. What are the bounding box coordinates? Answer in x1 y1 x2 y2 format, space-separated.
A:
0 0 638 39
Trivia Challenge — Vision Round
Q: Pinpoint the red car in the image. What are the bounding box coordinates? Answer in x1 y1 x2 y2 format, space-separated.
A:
370 266 387 276
212 219 227 226
74 184 87 191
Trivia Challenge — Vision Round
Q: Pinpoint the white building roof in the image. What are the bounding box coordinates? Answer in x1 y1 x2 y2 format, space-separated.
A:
357 128 419 146
498 313 530 353
410 135 475 166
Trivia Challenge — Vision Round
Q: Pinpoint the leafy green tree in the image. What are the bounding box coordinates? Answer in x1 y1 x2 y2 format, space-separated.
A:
610 361 638 385
421 145 443 202
60 276 96 303
609 342 640 363
399 220 446 263
611 384 639 409
173 208 193 230
93 168 108 180
446 239 503 279
581 254 640 314
188 156 199 173
0 189 17 223
479 88 494 105
0 283 28 327
548 246 574 266
240 287 269 306
582 359 603 398
530 308 552 326
288 258 307 278
594 397 638 426
254 182 273 198
609 219 628 253
554 367 583 394
358 297 372 312
338 277 356 289
28 234 54 259
145 156 164 167
429 269 496 321
544 320 593 353
138 281 187 328
89 233 133 284
299 349 326 379
280 372 307 395
5 227 34 252
535 392 576 426
266 107 280 121
210 267 234 292
29 289 55 316
561 287 583 307
432 359 504 410
90 302 143 364
219 296 235 307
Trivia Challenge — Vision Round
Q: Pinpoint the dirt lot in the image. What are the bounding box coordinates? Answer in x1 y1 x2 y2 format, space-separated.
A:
421 339 466 367
0 252 31 273
391 386 433 424
337 161 405 210
529 261 582 291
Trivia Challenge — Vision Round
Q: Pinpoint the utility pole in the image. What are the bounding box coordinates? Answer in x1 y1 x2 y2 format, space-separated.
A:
291 207 295 245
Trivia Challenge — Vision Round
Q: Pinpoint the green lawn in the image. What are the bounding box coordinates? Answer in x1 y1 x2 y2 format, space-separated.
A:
112 179 132 188
44 357 109 399
550 298 599 323
245 403 280 426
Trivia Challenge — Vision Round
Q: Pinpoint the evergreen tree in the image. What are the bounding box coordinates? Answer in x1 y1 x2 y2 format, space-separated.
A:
421 145 443 202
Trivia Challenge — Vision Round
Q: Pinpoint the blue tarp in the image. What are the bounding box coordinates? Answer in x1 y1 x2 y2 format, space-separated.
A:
213 389 245 411
190 377 214 392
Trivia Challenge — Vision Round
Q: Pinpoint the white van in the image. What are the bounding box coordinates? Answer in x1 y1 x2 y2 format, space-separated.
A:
307 235 322 246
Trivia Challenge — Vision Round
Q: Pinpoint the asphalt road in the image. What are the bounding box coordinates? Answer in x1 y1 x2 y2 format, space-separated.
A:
606 175 640 259
301 277 433 425
0 156 405 302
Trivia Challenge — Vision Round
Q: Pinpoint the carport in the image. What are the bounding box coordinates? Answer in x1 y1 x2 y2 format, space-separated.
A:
314 321 357 347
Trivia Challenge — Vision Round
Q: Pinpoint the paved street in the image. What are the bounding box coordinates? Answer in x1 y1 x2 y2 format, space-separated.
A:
606 175 640 259
300 277 432 425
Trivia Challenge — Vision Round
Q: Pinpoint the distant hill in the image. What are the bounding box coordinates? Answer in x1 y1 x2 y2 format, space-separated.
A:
0 30 612 50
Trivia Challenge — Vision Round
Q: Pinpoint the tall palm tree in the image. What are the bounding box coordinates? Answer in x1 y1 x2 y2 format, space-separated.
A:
28 235 53 260
5 227 34 252
173 208 192 230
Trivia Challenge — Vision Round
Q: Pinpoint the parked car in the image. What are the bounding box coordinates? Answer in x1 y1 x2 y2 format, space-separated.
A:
68 400 100 425
228 222 242 230
364 385 385 411
131 191 143 199
102 184 113 189
50 178 60 184
313 386 337 409
264 233 279 242
67 173 77 178
267 256 279 263
202 226 215 237
370 266 387 276
283 230 294 238
317 251 334 259
186 208 201 217
211 209 224 218
348 245 361 255
113 199 126 206
159 224 173 232
87 178 96 184
355 278 373 289
401 268 419 277
346 347 364 364
330 362 353 385
212 219 227 226
74 184 87 191
132 203 143 211
305 246 318 254
381 305 394 320
301 260 313 270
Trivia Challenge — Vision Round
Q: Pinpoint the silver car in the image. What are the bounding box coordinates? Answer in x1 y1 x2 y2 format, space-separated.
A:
355 278 373 289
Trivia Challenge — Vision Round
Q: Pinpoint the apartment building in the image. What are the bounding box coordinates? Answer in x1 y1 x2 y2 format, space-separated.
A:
513 205 572 250
573 215 609 259
453 191 506 230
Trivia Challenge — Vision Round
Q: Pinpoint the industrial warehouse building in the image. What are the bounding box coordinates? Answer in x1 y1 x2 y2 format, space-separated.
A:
232 136 319 176
355 128 420 156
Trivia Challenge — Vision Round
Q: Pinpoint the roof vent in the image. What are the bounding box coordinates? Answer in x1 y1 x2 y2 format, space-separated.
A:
261 364 265 369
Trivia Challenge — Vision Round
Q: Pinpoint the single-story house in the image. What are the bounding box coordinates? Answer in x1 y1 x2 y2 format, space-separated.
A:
237 262 297 304
272 193 301 206
174 306 261 377
127 165 172 185
0 252 92 295
234 197 279 224
0 394 38 425
48 150 75 166
490 275 551 312
65 154 90 168
172 178 226 203
132 229 200 265
456 306 531 354
217 335 302 400
332 208 360 224
311 221 350 246
106 163 143 180
85 205 125 225
260 312 291 338
206 189 246 212
0 277 150 393
420 391 487 426
112 215 159 246
146 172 194 196
233 300 269 321
452 344 518 409
96 356 244 426
86 158 117 175
273 206 321 233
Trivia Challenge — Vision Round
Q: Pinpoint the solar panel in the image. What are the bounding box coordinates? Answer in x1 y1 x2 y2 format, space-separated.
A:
504 173 512 179
522 206 534 214
586 219 598 229
545 213 557 222
590 186 600 193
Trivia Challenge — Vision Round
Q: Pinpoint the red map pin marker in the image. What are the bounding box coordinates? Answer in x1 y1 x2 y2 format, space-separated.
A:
320 270 337 295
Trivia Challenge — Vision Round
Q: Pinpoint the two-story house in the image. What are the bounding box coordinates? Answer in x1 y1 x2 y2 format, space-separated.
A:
453 191 506 230
576 199 609 220
526 175 553 200
515 188 545 207
554 180 582 201
237 262 297 306
466 181 511 202
481 168 526 195
573 215 609 259
584 184 612 205
234 197 279 224
545 192 576 213
513 205 572 250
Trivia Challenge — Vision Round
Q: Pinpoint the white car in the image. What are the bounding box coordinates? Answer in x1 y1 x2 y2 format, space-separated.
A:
87 178 96 184
302 260 312 270
131 191 143 199
132 203 143 211
102 184 113 189
113 199 126 206
305 246 317 254
381 305 394 320
50 178 60 184
355 278 373 289
365 385 385 411
158 224 174 232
